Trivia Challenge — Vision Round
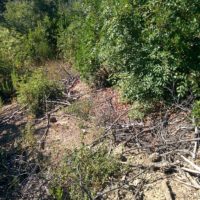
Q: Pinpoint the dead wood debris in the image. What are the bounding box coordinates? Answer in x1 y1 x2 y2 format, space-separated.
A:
90 100 200 198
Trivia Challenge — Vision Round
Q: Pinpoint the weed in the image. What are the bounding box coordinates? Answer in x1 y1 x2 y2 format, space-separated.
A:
50 145 121 200
22 118 37 147
65 99 93 120
192 100 200 125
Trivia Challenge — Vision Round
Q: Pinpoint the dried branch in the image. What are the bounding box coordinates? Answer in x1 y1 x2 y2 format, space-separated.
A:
180 155 200 172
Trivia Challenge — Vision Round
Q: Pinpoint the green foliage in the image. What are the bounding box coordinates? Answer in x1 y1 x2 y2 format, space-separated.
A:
57 0 103 83
0 26 26 67
50 145 121 200
4 1 38 33
57 0 200 101
1 0 200 103
23 119 37 147
17 69 63 116
2 0 57 65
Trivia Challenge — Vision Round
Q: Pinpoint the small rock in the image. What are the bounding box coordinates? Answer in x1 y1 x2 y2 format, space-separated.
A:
149 152 161 162
120 155 127 162
133 179 141 186
50 117 57 123
81 129 87 134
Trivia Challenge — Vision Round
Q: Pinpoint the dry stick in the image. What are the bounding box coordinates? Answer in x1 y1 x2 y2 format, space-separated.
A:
36 103 70 122
180 155 200 172
185 171 200 188
39 113 50 150
122 137 200 153
146 137 200 148
192 117 199 159
181 167 200 175
59 64 72 77
46 100 71 106
162 180 173 200
124 125 158 145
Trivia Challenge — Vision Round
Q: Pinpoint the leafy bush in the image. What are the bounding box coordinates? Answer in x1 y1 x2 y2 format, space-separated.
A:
57 0 200 102
4 1 38 33
98 0 200 101
1 0 200 104
17 69 62 116
50 145 121 200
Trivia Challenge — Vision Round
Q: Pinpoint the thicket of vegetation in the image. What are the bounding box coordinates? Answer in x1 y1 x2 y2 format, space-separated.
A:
0 0 200 199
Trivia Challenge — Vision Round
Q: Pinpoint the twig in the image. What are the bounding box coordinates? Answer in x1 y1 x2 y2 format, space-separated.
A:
181 167 200 175
46 100 71 106
185 171 200 188
180 155 200 172
192 117 199 159
76 164 93 200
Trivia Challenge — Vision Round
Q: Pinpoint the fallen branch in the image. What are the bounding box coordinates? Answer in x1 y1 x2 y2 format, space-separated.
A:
182 167 200 175
94 169 147 199
192 117 199 159
46 100 71 106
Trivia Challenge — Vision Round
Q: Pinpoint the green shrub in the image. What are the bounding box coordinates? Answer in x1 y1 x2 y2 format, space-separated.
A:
50 145 121 200
4 1 38 33
98 0 200 101
17 69 62 116
58 0 200 102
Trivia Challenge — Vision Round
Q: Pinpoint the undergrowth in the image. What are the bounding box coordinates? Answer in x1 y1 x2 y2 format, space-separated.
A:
50 145 122 200
17 69 63 116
